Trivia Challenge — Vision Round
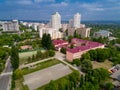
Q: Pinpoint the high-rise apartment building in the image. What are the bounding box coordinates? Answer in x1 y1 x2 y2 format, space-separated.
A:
73 13 81 28
2 20 19 32
39 27 63 39
51 12 61 30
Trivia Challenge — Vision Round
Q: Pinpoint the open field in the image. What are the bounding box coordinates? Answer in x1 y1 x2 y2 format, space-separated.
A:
19 50 45 65
23 63 72 90
19 51 37 59
19 51 37 65
92 60 113 69
15 59 61 90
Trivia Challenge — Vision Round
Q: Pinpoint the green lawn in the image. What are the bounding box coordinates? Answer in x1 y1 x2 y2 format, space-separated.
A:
19 50 37 65
22 59 61 75
19 50 45 65
92 60 113 69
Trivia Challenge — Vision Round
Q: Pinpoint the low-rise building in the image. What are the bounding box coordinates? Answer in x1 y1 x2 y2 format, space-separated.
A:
52 38 104 62
20 45 32 50
66 38 104 61
93 30 112 38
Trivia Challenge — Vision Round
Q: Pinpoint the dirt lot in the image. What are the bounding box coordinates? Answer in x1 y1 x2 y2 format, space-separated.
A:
92 60 113 69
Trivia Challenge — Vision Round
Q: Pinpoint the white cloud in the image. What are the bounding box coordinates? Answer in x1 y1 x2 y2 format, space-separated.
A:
34 0 55 3
6 0 33 5
50 2 68 7
17 0 33 5
81 3 104 11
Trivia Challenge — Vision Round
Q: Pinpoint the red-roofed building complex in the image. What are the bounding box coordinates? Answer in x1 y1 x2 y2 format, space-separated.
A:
52 38 105 62
52 39 68 51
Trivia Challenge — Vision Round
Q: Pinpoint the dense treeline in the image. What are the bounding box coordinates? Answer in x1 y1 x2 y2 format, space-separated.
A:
41 33 54 50
11 46 19 70
42 71 80 90
0 47 10 73
27 50 55 63
79 68 113 90
41 68 112 90
87 24 120 38
81 48 116 62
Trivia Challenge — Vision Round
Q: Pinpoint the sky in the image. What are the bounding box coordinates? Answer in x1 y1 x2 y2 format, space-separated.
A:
0 0 120 21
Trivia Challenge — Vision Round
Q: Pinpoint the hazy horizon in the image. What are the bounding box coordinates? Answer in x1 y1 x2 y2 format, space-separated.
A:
0 0 120 21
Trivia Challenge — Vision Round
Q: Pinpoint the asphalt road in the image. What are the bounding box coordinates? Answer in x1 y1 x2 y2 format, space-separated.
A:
3 58 12 73
0 75 10 90
0 57 12 90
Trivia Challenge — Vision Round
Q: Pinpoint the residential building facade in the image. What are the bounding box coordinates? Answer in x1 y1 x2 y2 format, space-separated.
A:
51 12 61 30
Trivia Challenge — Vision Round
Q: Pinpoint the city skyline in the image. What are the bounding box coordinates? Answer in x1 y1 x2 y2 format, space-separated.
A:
0 0 120 21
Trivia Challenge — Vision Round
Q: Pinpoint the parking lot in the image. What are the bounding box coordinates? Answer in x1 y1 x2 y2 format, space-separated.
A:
23 63 72 90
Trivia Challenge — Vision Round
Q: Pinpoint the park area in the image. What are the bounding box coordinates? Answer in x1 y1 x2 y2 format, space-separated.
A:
92 60 113 69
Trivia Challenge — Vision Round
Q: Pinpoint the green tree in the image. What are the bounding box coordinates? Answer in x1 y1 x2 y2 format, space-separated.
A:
89 50 97 61
96 49 106 62
14 69 23 79
36 50 42 59
68 35 73 43
81 52 91 60
11 46 19 70
45 80 58 90
74 30 77 38
104 82 114 90
60 47 66 54
41 33 47 48
46 34 52 50
81 59 92 73
48 50 55 57
41 34 52 50
72 59 80 66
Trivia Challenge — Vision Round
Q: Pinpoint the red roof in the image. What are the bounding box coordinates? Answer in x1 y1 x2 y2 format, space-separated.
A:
52 39 68 46
67 38 104 53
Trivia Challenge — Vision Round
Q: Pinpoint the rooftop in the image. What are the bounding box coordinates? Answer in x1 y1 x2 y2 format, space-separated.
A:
67 38 104 53
52 39 68 46
97 30 111 34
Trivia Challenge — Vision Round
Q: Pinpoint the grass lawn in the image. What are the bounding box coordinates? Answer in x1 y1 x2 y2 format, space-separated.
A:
22 59 61 75
19 50 45 65
15 59 61 90
19 50 37 65
92 60 113 69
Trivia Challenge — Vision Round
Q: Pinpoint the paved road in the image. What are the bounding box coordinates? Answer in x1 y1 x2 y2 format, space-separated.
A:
3 57 12 73
54 52 84 75
0 57 12 90
0 75 11 90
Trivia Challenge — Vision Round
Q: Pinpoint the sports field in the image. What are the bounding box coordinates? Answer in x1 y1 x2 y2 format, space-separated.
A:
23 63 72 90
19 50 45 65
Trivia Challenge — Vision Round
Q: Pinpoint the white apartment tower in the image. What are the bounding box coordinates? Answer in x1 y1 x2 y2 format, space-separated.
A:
73 13 81 28
2 20 19 32
51 12 61 30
